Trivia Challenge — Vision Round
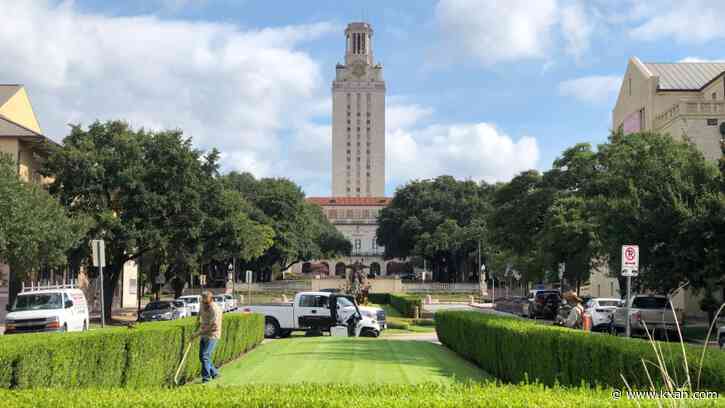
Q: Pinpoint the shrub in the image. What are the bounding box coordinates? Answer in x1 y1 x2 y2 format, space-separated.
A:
367 293 390 305
436 311 725 392
386 321 410 330
0 313 264 389
389 294 422 318
0 383 677 407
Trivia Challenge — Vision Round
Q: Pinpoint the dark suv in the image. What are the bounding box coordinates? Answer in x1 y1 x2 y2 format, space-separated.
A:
527 290 561 319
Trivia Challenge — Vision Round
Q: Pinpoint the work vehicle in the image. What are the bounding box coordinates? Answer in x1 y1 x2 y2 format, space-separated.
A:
4 283 89 334
244 291 382 338
583 297 620 331
178 295 201 315
172 300 192 318
212 295 227 312
527 290 561 319
139 301 180 322
612 295 683 339
223 294 238 311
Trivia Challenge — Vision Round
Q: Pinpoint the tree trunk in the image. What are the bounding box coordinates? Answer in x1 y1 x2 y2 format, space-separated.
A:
103 263 122 323
8 266 23 309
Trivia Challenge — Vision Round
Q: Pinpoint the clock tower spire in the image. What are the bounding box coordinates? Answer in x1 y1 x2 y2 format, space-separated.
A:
331 22 386 197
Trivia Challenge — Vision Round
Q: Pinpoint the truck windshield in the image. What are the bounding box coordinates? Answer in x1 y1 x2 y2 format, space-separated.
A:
12 293 63 311
181 297 198 304
632 297 669 309
337 297 354 308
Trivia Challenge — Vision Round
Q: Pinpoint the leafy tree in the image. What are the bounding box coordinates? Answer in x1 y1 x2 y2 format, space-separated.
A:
377 176 493 282
591 132 721 294
0 154 88 304
223 172 349 281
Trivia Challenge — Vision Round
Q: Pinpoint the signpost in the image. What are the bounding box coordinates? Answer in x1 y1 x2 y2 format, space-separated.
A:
91 239 106 328
621 244 639 337
246 270 253 305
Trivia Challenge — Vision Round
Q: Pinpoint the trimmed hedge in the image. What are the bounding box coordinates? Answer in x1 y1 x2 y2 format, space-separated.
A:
0 383 686 407
436 311 725 392
389 294 423 318
367 293 391 305
0 313 264 389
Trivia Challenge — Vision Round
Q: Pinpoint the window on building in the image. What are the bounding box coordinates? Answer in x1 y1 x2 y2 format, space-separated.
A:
347 120 351 124
354 239 362 251
328 209 337 219
366 150 370 154
628 77 632 96
707 118 718 126
346 209 354 218
713 92 717 100
346 150 351 154
366 172 370 177
356 187 360 192
347 127 351 131
346 187 351 192
362 209 370 218
366 120 370 124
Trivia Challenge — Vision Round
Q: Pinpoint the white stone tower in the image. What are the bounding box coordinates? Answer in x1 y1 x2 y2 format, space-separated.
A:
331 22 386 197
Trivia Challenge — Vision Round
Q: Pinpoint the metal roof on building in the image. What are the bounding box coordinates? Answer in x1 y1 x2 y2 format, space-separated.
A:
307 197 391 207
644 62 725 90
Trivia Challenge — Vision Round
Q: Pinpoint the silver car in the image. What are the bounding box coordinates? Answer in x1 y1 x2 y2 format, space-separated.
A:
172 300 192 318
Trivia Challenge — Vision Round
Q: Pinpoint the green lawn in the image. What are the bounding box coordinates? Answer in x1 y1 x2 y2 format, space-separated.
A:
214 337 490 385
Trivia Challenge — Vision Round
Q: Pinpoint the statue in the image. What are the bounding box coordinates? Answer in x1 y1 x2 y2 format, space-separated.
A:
347 260 371 305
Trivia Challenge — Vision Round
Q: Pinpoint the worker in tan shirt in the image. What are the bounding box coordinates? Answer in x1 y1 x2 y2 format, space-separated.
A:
190 290 223 382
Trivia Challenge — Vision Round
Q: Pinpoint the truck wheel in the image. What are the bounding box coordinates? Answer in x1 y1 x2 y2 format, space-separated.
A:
264 318 280 338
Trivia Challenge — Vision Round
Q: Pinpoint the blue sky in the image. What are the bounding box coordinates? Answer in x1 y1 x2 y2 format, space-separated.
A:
2 1 724 196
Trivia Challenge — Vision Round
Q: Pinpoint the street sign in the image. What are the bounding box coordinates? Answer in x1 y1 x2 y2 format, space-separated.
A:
91 240 105 267
622 268 638 277
621 244 639 273
246 270 253 283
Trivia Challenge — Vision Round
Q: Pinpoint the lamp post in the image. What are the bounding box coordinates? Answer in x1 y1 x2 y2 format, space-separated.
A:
480 263 487 301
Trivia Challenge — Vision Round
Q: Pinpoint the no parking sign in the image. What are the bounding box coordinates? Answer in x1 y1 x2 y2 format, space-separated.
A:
621 245 639 276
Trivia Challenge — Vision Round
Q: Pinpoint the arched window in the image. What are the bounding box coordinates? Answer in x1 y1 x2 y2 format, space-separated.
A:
335 262 346 276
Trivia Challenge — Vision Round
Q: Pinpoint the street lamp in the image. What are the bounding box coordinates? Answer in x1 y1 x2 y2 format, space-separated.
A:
480 264 487 300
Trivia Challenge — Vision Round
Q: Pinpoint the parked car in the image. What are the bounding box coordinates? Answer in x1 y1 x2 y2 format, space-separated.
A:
223 294 238 311
583 297 620 332
139 301 180 322
4 284 89 334
177 295 201 315
212 295 227 312
172 300 192 318
612 295 683 339
527 290 561 319
243 291 382 338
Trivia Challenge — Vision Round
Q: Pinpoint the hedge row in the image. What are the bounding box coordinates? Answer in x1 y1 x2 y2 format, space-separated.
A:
436 311 725 391
0 383 688 407
389 294 423 318
367 293 390 305
0 313 264 389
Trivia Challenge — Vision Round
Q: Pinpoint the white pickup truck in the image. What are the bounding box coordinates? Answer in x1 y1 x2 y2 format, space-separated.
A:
243 291 383 338
612 295 683 339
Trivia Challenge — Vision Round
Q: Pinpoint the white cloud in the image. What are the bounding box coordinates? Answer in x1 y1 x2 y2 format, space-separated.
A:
558 75 621 104
629 1 725 43
434 0 605 65
678 56 725 63
561 3 593 59
0 1 338 194
435 0 559 65
386 104 539 186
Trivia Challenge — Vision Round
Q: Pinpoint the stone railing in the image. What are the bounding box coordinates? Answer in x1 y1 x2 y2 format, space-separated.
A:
401 282 480 293
654 99 725 129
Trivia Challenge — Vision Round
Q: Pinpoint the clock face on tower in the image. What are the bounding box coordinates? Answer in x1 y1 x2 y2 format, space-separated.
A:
351 62 366 79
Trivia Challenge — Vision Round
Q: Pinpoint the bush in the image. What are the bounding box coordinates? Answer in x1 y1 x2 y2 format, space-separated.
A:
436 311 725 391
0 313 264 389
389 294 422 318
0 383 675 407
386 321 410 330
367 293 390 305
